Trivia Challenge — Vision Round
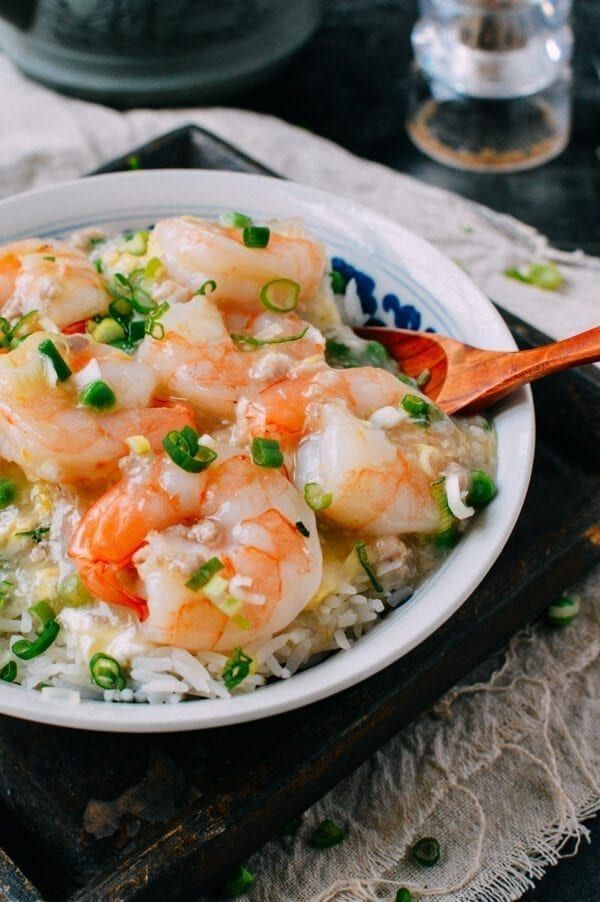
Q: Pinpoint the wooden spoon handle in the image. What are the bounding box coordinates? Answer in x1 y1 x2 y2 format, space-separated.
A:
502 325 600 383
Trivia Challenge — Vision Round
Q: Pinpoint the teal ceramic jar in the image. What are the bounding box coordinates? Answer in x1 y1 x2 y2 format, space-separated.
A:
0 0 322 106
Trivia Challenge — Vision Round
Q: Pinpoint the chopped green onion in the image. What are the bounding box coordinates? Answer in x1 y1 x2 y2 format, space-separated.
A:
196 280 217 296
29 600 56 628
354 540 384 592
220 211 254 229
231 326 308 349
243 226 270 248
330 270 347 294
547 595 580 628
401 394 429 419
79 380 117 411
309 819 347 849
221 865 255 898
504 262 563 291
15 526 49 544
38 339 71 382
222 647 253 690
128 320 147 343
126 154 141 170
397 372 419 389
251 437 283 468
416 369 431 388
144 256 163 279
303 483 332 511
430 479 459 550
10 310 39 344
112 272 156 315
466 470 497 508
259 278 300 312
12 620 59 660
144 301 170 340
295 521 310 538
121 230 148 256
411 837 440 867
162 428 217 473
0 478 17 509
93 259 103 274
109 298 133 321
180 424 199 456
92 317 126 344
89 652 126 690
0 660 16 683
395 890 412 902
186 557 224 591
43 255 56 262
58 574 93 608
325 337 396 373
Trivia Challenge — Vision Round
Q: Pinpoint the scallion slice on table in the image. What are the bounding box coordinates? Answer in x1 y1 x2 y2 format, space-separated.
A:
243 226 270 248
162 427 217 473
309 819 347 849
0 660 16 683
79 380 117 411
504 262 563 291
251 437 283 468
196 279 217 296
354 540 384 592
186 557 224 591
38 338 72 382
221 864 255 897
466 470 497 508
259 278 300 312
303 483 332 511
231 326 308 349
220 211 253 229
547 595 580 627
12 620 59 660
0 478 16 509
89 652 126 690
411 836 441 866
222 647 253 691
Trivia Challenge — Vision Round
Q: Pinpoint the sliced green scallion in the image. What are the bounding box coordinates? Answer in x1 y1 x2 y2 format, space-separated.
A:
416 369 431 388
12 620 59 660
126 154 141 170
397 372 419 389
401 394 429 419
309 819 347 849
295 521 310 538
220 211 253 229
243 226 270 248
89 652 126 690
466 470 497 508
196 280 217 296
504 262 563 291
58 574 93 608
547 595 580 628
0 660 17 683
162 427 217 473
186 557 224 591
395 889 412 902
15 526 50 544
38 339 71 382
121 230 148 256
0 478 17 509
222 647 253 691
324 337 396 373
144 256 163 279
144 301 170 340
221 864 255 898
251 437 283 468
43 255 56 262
430 479 459 550
411 836 441 867
92 317 126 344
329 269 347 294
259 278 300 313
303 483 332 511
29 600 56 628
354 540 383 592
128 320 146 344
231 326 308 349
79 380 117 411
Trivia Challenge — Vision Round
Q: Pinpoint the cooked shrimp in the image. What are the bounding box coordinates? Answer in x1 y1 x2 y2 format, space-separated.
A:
69 448 322 651
0 238 110 329
148 216 326 310
137 295 324 424
0 331 194 484
295 402 440 534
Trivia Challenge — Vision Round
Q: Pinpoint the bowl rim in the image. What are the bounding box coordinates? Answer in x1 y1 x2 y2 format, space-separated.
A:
0 170 535 731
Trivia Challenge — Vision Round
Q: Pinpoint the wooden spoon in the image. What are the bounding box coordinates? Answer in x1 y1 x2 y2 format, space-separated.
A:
355 324 600 415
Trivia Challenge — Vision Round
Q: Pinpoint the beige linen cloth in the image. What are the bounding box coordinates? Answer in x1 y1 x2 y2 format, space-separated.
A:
1 55 599 902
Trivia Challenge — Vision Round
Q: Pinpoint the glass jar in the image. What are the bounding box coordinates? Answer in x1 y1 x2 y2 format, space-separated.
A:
407 0 574 171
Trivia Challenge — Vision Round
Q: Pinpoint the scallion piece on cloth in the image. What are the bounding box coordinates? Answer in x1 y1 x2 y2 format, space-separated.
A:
259 278 300 312
220 211 253 229
79 380 117 411
547 595 580 627
251 437 283 468
222 647 253 691
0 478 16 509
303 483 332 511
162 428 217 473
411 836 441 867
504 262 563 291
295 521 310 537
89 652 126 690
231 326 308 349
243 226 270 248
395 890 412 902
12 620 59 660
196 280 217 296
15 526 49 544
29 600 55 627
309 819 347 849
430 479 459 550
39 339 72 382
186 557 224 591
221 864 255 897
354 540 383 592
466 470 497 508
0 660 16 683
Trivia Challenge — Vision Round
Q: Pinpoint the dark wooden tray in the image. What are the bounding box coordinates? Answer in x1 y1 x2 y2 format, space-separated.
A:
0 126 598 902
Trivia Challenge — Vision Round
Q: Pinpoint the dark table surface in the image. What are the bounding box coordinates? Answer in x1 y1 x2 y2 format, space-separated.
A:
232 1 600 898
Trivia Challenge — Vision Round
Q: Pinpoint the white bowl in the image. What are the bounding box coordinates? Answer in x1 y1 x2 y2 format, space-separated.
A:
0 171 534 731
